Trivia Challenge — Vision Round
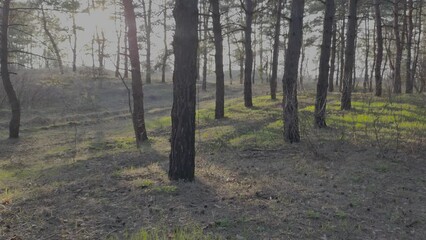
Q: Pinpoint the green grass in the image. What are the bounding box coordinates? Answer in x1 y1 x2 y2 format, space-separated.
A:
109 226 221 240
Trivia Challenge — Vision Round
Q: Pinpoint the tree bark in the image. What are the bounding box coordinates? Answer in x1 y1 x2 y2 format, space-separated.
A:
210 0 225 119
393 0 403 94
270 0 283 100
243 0 254 107
315 0 335 128
41 6 64 75
161 0 168 83
124 21 129 78
328 19 337 92
283 0 305 143
1 0 20 138
202 0 208 91
374 0 383 97
405 0 414 93
71 7 77 73
340 0 358 110
363 11 370 92
123 0 148 147
142 0 152 84
169 0 198 181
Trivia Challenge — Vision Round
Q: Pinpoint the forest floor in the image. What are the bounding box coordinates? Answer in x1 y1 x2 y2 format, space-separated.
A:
0 71 426 240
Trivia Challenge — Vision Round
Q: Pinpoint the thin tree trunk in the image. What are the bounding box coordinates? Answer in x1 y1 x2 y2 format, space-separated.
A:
299 41 305 90
169 0 198 181
202 0 208 91
329 19 337 92
405 0 414 93
252 22 257 85
374 0 383 97
339 6 346 91
369 15 376 92
142 0 152 84
340 0 358 110
1 0 20 138
243 0 254 107
115 13 122 78
162 0 168 83
211 0 225 119
270 0 283 100
41 6 64 75
283 0 305 143
363 11 370 92
71 9 77 72
123 0 148 147
315 0 335 128
227 31 233 84
123 21 129 78
239 25 244 84
393 0 403 94
412 0 422 92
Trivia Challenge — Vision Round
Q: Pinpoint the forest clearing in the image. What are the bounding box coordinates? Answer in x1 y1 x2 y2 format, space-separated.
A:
1 71 425 239
1 0 426 239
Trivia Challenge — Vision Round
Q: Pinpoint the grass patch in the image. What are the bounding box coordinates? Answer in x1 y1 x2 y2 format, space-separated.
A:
109 226 221 240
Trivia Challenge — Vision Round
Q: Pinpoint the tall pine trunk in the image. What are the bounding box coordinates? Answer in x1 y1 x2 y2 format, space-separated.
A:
374 0 383 97
162 0 168 83
211 0 225 119
393 0 403 94
340 0 358 110
270 0 283 100
328 19 337 92
169 0 198 181
283 0 305 143
202 1 208 91
123 0 148 147
243 0 254 107
142 0 152 84
315 0 335 128
405 0 414 93
1 0 20 138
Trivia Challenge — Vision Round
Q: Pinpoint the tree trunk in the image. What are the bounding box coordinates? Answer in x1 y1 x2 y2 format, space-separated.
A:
210 0 225 119
374 0 383 97
71 10 77 72
315 0 335 128
243 0 254 108
124 21 129 78
405 0 414 93
202 1 208 91
169 0 198 181
252 22 256 85
363 11 370 92
142 0 152 84
162 0 168 83
340 0 358 110
328 19 337 92
282 0 305 143
299 42 305 90
1 0 20 138
270 0 283 100
123 0 148 147
339 7 346 91
225 10 233 83
239 27 244 85
412 0 422 92
393 0 403 94
41 6 64 75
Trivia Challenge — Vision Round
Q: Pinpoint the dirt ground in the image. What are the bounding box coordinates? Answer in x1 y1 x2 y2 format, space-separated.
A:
1 72 426 239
